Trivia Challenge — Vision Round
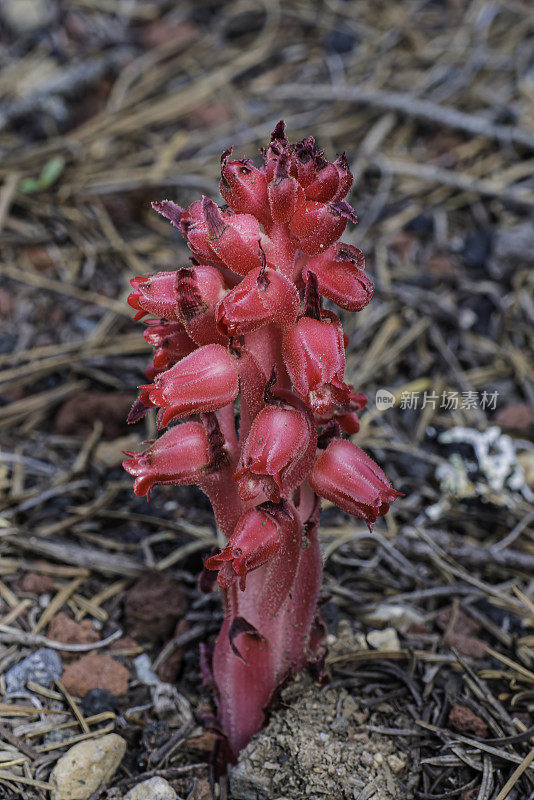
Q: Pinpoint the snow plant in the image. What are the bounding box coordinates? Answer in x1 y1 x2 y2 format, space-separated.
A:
123 122 401 759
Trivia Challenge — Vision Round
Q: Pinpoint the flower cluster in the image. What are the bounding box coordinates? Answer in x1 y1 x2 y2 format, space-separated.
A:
123 122 400 758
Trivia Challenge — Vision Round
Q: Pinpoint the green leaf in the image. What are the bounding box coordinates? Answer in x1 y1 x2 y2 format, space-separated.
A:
38 156 65 189
19 156 66 195
19 178 42 194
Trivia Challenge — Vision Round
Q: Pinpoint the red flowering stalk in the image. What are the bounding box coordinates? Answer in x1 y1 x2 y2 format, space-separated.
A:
123 123 401 760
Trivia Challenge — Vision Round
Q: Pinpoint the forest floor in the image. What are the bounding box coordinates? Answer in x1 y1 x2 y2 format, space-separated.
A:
1 0 533 798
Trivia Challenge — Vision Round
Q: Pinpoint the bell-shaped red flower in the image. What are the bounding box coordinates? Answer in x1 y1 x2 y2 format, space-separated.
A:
267 151 305 223
331 153 353 201
299 242 374 312
216 264 299 337
127 271 181 321
220 150 270 227
202 198 264 276
282 314 350 414
233 405 316 502
176 200 227 269
293 137 318 186
141 343 239 428
122 421 211 499
289 199 358 254
175 265 227 345
308 439 402 529
204 502 301 600
304 161 340 203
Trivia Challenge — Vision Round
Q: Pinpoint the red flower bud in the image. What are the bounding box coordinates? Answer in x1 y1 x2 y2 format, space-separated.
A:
304 162 340 203
202 198 264 276
176 199 204 235
216 264 299 337
122 421 211 499
220 150 270 226
204 502 301 597
282 315 350 413
299 242 374 311
141 343 239 427
177 200 227 269
267 152 305 223
331 153 353 201
308 439 402 529
263 121 290 182
233 405 316 502
294 137 318 186
127 272 180 321
289 201 355 255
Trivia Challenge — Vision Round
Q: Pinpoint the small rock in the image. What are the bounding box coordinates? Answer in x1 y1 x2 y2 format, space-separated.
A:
449 704 488 738
109 635 140 654
54 391 136 439
142 19 198 50
461 230 493 271
123 776 178 800
186 730 218 753
362 603 426 632
428 252 458 276
1 0 57 33
189 778 212 800
330 716 349 735
387 754 406 775
436 606 480 635
134 653 160 686
366 628 401 651
518 451 534 489
153 683 193 728
95 434 141 468
437 607 487 658
489 222 534 278
445 632 487 659
62 653 129 697
125 572 186 643
80 688 120 716
5 648 62 693
50 733 126 800
323 28 357 55
404 213 434 235
47 612 100 658
495 403 534 432
20 572 55 594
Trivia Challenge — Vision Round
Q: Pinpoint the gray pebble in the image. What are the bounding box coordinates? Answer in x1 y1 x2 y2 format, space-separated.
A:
5 648 62 694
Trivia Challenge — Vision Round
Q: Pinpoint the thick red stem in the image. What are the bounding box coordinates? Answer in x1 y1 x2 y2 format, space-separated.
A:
212 513 322 758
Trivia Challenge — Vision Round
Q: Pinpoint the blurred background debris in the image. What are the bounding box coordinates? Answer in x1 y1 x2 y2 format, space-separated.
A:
0 0 533 798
